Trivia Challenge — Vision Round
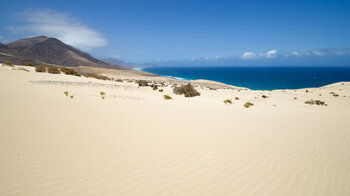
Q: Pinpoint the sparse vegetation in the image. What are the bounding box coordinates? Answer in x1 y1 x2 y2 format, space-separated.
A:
70 95 74 99
102 96 105 99
159 89 163 92
262 95 269 98
173 83 200 97
164 95 172 100
294 97 297 99
115 79 123 82
100 92 105 96
35 65 47 72
47 66 61 74
244 102 254 108
60 67 81 76
5 61 13 66
151 84 158 90
305 99 327 106
24 62 34 66
235 97 240 100
224 99 232 104
64 91 69 96
84 73 111 80
136 80 149 87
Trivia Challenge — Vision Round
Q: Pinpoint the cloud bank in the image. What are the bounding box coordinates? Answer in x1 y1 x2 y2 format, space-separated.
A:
241 50 277 59
7 9 107 51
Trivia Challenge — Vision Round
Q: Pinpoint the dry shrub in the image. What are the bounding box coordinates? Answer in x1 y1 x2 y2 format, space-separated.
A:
60 67 81 76
24 62 34 66
173 83 200 97
136 80 149 87
84 73 111 80
35 65 47 72
4 61 13 67
305 99 327 106
47 66 61 74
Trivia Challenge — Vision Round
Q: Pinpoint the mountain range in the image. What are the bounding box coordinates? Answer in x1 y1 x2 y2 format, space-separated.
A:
0 36 123 69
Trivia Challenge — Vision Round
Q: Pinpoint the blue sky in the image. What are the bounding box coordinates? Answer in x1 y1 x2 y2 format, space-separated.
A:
0 0 350 66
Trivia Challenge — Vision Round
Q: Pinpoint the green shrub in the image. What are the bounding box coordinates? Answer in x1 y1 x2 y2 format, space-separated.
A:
164 95 172 100
47 66 60 74
224 99 232 104
294 97 297 99
235 97 239 100
244 102 254 108
35 65 47 72
60 67 81 76
24 62 34 66
70 95 74 99
64 91 69 96
100 92 105 96
115 79 123 82
173 83 200 97
159 89 163 92
102 96 105 99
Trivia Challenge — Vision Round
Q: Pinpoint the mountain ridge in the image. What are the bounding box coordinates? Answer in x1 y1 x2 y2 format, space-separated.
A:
0 35 124 69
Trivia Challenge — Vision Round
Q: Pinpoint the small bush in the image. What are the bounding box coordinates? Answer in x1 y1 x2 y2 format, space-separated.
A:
5 61 13 66
60 67 81 76
305 99 327 106
70 95 74 99
136 80 149 87
100 92 105 96
84 73 111 80
102 96 105 99
24 62 34 66
35 65 47 72
159 89 163 92
294 97 297 99
224 99 232 104
244 102 254 108
173 83 200 97
262 95 269 98
47 66 61 74
64 91 69 96
151 84 158 90
235 97 239 100
115 79 123 82
164 95 172 100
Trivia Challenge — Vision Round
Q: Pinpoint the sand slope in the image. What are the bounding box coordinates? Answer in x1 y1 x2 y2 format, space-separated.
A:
1 65 350 195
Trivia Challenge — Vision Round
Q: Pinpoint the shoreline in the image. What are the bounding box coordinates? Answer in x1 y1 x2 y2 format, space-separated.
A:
141 66 350 91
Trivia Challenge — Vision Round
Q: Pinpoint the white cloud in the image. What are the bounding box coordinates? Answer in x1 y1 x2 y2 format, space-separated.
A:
7 9 107 51
241 50 277 59
265 50 277 58
241 52 258 59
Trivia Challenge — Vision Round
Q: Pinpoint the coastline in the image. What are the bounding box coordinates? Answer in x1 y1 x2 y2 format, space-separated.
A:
142 66 350 90
1 64 350 195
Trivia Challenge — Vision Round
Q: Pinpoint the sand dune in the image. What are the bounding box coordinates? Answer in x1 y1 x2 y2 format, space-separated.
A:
1 64 350 195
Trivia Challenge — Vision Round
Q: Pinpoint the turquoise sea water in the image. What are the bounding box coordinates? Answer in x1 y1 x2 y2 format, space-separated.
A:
143 67 350 90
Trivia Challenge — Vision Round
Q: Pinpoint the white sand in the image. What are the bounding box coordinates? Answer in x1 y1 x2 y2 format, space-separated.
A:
1 64 350 195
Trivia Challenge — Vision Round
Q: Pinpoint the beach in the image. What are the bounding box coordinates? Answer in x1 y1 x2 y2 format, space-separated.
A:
1 64 350 195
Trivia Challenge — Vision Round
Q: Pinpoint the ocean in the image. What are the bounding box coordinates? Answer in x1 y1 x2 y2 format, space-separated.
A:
143 66 350 90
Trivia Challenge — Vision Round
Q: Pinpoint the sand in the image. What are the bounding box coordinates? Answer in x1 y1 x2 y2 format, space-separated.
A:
1 64 350 195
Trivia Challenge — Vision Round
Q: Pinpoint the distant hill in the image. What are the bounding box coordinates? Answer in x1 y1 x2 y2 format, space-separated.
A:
0 36 124 69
